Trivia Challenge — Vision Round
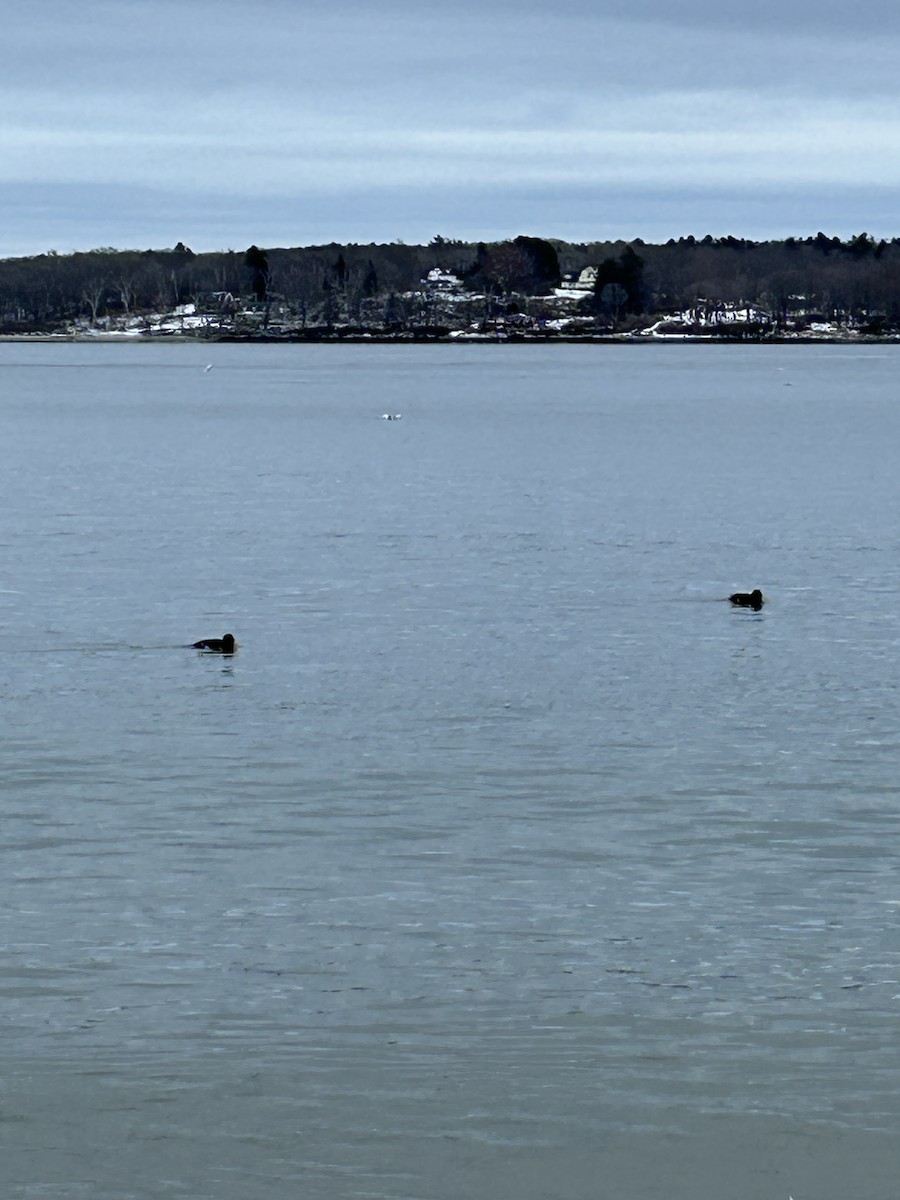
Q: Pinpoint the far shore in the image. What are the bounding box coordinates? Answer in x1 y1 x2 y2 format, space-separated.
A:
2 331 897 346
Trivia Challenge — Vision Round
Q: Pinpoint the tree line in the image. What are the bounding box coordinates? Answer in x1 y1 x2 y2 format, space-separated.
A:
2 231 900 334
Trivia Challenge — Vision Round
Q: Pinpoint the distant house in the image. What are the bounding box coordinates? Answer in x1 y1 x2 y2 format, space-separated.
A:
424 268 463 292
552 266 598 302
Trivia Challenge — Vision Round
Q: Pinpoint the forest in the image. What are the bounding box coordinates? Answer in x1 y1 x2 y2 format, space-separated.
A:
1 231 899 338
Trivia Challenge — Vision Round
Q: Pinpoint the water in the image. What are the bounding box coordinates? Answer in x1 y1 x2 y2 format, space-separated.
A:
2 341 900 1198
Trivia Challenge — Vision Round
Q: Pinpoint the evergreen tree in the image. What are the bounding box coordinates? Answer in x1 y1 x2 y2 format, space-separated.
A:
590 245 646 315
362 261 379 297
243 245 269 301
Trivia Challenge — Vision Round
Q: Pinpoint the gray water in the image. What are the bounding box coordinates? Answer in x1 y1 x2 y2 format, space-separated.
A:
2 342 900 1199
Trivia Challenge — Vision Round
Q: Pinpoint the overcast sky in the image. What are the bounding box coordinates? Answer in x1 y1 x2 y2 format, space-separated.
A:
3 0 899 256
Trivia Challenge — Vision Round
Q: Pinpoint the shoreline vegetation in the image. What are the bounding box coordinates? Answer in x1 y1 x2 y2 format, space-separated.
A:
3 231 900 344
2 331 887 345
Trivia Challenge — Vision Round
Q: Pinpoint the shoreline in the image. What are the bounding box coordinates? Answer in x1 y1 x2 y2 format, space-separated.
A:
1 332 898 346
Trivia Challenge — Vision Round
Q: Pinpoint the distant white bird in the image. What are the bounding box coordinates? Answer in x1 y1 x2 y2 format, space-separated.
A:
204 363 213 373
381 413 403 420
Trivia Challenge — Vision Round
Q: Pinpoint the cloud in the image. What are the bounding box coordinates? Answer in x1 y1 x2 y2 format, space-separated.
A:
3 87 898 194
3 1 900 253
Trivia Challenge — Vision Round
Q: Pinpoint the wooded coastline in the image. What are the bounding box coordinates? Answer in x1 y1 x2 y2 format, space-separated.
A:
3 232 899 341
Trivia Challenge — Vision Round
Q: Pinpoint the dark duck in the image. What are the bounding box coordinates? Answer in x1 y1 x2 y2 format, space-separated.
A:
191 633 237 653
728 589 764 611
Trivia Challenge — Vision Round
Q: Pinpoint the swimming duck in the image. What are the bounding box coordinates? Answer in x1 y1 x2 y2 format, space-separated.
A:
191 633 237 653
729 590 764 611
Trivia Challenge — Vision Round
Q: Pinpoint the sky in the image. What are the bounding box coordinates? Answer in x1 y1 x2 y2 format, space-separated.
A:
3 0 900 257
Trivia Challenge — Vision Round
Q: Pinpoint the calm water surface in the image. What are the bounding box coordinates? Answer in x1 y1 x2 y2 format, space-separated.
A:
2 342 900 1198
